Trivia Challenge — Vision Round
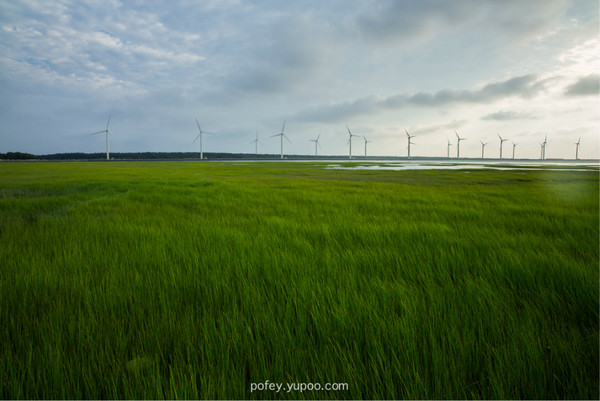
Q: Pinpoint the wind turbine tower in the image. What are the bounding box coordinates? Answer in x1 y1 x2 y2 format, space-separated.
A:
512 142 517 159
363 136 372 157
193 119 215 160
575 138 581 160
455 131 466 158
542 135 547 160
310 134 321 156
540 142 545 160
91 115 116 160
271 121 290 159
346 125 360 159
447 139 452 158
250 131 261 155
498 133 507 159
405 130 415 158
480 141 488 159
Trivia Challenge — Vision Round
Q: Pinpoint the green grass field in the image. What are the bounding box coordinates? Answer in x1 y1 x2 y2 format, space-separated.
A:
0 161 598 399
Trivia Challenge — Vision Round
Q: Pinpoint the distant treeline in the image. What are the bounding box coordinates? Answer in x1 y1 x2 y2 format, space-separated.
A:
0 152 304 160
0 152 392 161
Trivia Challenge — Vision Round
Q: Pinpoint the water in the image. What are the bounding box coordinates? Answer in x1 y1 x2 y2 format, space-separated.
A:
325 160 599 172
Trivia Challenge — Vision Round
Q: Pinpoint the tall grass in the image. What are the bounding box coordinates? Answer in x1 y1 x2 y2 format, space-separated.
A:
0 162 598 399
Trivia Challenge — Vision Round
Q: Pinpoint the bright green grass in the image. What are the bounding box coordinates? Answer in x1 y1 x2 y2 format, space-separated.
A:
0 162 598 399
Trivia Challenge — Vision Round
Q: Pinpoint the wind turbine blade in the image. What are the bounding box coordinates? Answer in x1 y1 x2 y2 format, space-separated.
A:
91 130 104 135
455 131 460 140
106 115 111 130
193 134 200 144
284 134 292 143
271 133 281 138
196 118 202 132
317 134 321 141
108 129 118 138
346 125 352 135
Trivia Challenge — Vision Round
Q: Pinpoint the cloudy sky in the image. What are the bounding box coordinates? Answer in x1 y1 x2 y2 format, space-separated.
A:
1 0 598 159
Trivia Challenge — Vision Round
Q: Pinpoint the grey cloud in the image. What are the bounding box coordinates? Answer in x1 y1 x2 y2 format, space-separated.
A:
291 96 379 124
564 74 599 97
481 110 538 121
221 13 334 96
355 0 568 44
293 74 546 123
413 120 469 136
356 0 481 42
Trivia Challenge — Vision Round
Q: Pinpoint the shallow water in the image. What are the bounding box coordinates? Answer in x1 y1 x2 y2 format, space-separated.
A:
325 161 599 172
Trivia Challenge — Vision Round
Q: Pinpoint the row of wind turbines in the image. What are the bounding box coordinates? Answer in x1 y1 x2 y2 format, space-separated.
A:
268 123 375 159
91 116 583 160
445 132 580 160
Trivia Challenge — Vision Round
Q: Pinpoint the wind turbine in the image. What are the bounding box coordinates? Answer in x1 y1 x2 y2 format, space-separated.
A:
447 139 452 158
310 134 321 156
540 142 545 160
455 131 466 158
541 135 547 160
405 130 415 158
363 136 372 157
480 141 488 159
250 131 262 156
512 141 518 159
91 115 117 160
575 138 581 160
346 125 360 159
497 133 507 159
271 121 290 159
193 119 215 160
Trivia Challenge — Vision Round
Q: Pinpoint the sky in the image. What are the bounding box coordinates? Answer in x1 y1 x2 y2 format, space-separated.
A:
1 0 598 159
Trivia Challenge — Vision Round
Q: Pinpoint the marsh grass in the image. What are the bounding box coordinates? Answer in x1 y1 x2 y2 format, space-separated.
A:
0 162 598 399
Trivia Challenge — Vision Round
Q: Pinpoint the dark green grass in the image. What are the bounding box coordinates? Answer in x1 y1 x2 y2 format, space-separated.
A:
0 162 598 399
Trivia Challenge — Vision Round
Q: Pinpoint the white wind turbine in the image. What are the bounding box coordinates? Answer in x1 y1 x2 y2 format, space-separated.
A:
455 131 466 158
310 134 321 156
541 135 548 160
447 139 452 158
271 121 290 159
346 125 360 159
540 142 545 160
91 115 117 160
405 130 415 158
193 119 215 160
480 141 488 159
512 141 518 159
575 138 581 160
250 131 262 156
498 133 507 159
363 136 372 157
